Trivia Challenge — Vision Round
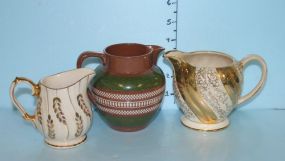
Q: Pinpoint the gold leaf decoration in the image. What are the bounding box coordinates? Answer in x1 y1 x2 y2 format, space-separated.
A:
75 112 83 137
36 97 42 125
47 114 55 139
77 94 91 117
52 97 67 125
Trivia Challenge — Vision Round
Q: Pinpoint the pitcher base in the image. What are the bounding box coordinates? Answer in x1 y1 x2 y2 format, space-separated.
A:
45 135 87 149
181 116 229 131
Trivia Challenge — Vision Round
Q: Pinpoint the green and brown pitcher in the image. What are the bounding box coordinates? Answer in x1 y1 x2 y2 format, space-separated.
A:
77 43 165 132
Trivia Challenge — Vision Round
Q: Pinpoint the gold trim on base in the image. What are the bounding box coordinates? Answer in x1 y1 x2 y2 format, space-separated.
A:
45 135 87 149
181 116 229 131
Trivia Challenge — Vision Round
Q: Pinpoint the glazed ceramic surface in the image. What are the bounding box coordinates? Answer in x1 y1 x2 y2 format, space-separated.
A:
77 43 165 132
10 68 95 148
165 51 267 131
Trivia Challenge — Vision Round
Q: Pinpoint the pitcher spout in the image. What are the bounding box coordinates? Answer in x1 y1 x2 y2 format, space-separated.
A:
148 45 165 65
164 50 185 69
164 50 184 59
81 68 96 85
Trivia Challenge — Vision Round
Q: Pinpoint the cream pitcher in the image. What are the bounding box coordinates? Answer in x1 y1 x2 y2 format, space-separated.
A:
165 50 267 131
10 68 95 148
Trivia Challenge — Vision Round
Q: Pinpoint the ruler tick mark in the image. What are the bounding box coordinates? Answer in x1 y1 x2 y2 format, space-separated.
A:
165 0 178 103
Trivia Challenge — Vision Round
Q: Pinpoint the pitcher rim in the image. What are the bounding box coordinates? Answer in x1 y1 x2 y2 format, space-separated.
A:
103 43 153 58
166 50 236 68
39 68 95 90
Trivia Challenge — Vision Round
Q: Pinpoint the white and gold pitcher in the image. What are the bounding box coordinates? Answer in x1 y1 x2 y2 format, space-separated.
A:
10 68 95 148
165 51 267 131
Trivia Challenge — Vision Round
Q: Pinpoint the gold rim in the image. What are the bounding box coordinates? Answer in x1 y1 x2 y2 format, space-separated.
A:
40 72 94 90
45 135 87 149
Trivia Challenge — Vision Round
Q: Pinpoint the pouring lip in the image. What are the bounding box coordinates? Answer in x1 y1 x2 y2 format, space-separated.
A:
103 43 153 58
39 68 95 90
165 50 237 68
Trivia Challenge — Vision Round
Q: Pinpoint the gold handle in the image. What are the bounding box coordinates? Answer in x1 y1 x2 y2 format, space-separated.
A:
238 55 267 105
9 77 41 122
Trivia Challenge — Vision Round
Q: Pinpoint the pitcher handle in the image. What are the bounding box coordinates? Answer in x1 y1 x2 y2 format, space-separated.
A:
10 77 40 122
237 55 267 105
77 51 106 68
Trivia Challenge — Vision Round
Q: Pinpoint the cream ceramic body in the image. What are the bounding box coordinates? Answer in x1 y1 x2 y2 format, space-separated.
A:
165 51 267 131
10 68 95 148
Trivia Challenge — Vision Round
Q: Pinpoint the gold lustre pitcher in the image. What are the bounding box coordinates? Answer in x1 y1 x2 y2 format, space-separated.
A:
165 51 267 131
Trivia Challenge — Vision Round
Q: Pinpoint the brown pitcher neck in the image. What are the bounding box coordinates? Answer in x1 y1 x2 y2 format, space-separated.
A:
102 43 160 76
105 54 154 76
76 43 165 76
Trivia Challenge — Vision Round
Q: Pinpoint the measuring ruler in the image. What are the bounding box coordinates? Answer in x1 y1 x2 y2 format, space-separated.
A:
164 0 178 105
166 0 178 50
